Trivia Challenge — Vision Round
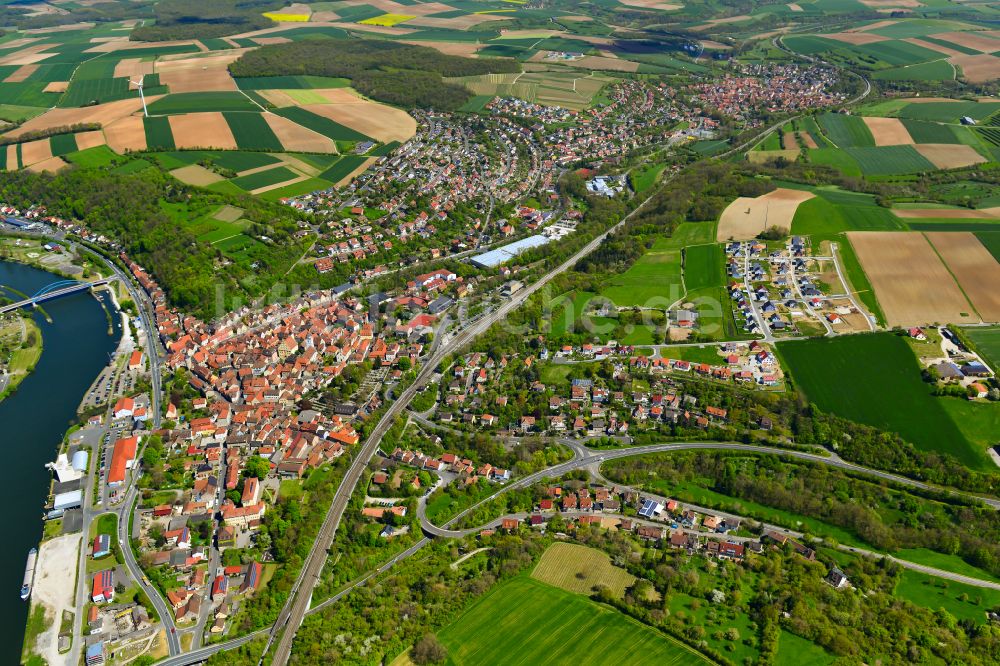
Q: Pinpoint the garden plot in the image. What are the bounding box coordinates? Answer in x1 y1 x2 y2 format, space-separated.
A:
848 231 977 327
926 232 1000 322
717 188 815 241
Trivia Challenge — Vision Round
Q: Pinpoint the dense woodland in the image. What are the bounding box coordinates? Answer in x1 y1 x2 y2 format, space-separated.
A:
229 39 521 110
131 0 275 41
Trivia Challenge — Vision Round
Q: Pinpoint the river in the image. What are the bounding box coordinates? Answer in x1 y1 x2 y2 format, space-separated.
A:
0 260 122 663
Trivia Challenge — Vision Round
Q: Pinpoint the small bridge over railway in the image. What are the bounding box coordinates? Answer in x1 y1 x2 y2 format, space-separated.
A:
0 277 116 314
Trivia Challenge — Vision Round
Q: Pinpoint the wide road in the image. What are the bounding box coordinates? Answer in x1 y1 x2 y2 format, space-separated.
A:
264 175 677 666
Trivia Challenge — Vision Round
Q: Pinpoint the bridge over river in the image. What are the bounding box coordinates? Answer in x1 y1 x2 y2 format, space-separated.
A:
0 277 116 314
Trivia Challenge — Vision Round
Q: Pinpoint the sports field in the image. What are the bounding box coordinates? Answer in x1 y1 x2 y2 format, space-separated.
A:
777 333 986 468
437 576 711 666
531 543 636 598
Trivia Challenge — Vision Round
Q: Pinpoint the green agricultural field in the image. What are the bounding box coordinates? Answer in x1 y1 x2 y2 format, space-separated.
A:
807 148 862 177
64 145 118 168
274 107 371 142
531 543 636 598
629 162 666 193
550 290 598 337
966 326 1000 371
900 119 960 143
896 101 1000 123
790 197 905 235
0 81 59 107
601 235 684 307
258 177 333 202
844 146 936 176
776 630 834 666
458 94 494 113
777 333 987 468
683 243 725 291
146 92 259 115
0 104 45 123
437 577 711 666
59 75 166 108
319 155 368 183
895 570 1000 623
144 116 175 150
230 166 300 191
817 113 874 148
223 112 284 151
872 60 955 82
48 133 78 157
234 75 351 90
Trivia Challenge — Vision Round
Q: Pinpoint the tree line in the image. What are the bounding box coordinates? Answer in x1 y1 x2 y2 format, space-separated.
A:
229 38 521 111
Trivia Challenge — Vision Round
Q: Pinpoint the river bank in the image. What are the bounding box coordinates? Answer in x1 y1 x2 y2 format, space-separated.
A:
0 313 42 402
0 260 123 665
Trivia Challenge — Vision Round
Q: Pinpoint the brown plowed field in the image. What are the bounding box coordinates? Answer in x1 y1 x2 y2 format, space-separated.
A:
103 116 147 153
6 97 153 139
303 99 416 143
848 231 977 327
26 156 67 172
717 188 814 241
74 130 106 151
863 117 913 145
4 63 39 82
113 58 155 79
168 112 238 150
904 37 963 57
42 81 68 93
933 31 1000 53
949 53 1000 83
263 113 337 153
915 143 987 169
155 53 240 93
400 40 482 57
20 138 52 166
926 232 1000 322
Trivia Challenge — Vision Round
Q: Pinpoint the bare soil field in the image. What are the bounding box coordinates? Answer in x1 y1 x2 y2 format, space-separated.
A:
335 156 377 187
75 129 107 150
155 53 240 93
894 207 1000 219
25 21 93 34
6 97 151 139
42 80 68 93
0 43 57 66
257 89 298 108
699 40 732 50
798 131 818 148
303 99 416 143
113 57 155 79
824 31 890 45
214 205 244 222
927 232 1000 321
693 15 751 31
252 36 292 45
573 56 639 72
29 534 80 666
617 0 682 10
848 231 977 326
263 113 337 153
334 22 417 36
103 115 146 152
914 143 987 169
87 38 204 54
26 155 67 172
400 40 482 57
4 63 39 82
949 54 1000 83
169 112 238 149
902 97 962 103
0 37 42 50
405 14 505 30
717 188 814 241
20 137 52 166
170 164 224 186
788 3 804 11
5 144 16 167
863 117 913 145
904 37 963 57
933 31 1000 53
